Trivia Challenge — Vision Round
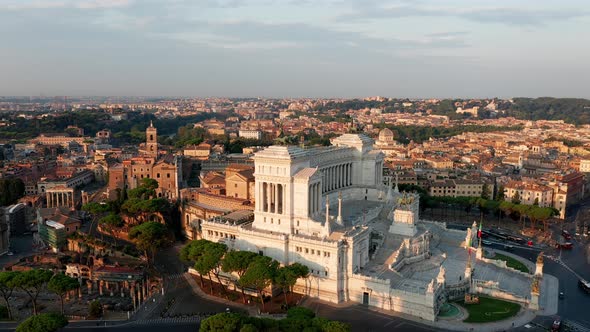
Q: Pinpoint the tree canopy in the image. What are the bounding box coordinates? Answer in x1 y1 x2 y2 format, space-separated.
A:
47 273 80 314
0 271 18 319
129 221 169 264
0 178 25 206
239 256 279 312
199 308 350 332
15 313 68 332
13 269 54 315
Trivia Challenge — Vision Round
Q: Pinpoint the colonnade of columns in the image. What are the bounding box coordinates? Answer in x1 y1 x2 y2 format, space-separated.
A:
308 182 321 217
46 190 75 208
260 182 285 214
322 163 353 193
86 279 149 310
375 161 383 186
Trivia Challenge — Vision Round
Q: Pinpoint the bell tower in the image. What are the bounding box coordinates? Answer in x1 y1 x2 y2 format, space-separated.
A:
146 121 158 157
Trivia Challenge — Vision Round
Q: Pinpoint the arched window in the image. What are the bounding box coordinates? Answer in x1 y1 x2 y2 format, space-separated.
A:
150 134 154 141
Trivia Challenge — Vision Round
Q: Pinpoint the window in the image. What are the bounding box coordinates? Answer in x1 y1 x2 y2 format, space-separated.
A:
157 173 160 178
311 249 315 255
305 248 309 254
167 173 171 178
235 184 238 188
258 250 263 256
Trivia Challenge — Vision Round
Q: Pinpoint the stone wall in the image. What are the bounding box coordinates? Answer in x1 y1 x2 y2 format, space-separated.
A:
196 191 254 211
471 278 529 305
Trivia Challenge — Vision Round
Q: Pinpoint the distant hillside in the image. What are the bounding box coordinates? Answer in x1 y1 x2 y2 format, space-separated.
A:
506 97 590 125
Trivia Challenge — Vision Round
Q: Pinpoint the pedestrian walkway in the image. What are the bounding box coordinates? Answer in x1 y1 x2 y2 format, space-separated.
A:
302 294 538 332
566 320 590 332
132 316 204 326
182 272 259 316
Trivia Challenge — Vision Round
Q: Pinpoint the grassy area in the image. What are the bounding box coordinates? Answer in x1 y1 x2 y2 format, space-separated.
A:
461 296 521 323
494 253 530 273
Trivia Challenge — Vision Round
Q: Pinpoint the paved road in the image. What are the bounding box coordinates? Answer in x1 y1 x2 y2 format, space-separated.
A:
484 226 590 331
66 324 198 332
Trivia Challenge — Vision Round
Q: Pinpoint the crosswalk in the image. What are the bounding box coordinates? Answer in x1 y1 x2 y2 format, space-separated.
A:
566 320 590 332
167 273 186 280
133 316 204 326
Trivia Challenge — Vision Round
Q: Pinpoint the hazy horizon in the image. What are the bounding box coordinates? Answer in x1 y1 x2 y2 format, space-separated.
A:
2 0 590 98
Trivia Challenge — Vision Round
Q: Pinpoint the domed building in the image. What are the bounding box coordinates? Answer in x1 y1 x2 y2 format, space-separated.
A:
378 128 394 143
375 128 403 156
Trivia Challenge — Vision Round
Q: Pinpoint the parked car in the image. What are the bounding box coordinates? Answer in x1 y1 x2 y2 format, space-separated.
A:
556 242 573 250
482 240 492 246
551 317 561 331
559 292 565 299
504 245 514 251
562 230 572 240
579 279 590 293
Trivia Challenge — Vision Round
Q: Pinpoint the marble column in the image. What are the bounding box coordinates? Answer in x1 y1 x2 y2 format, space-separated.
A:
309 185 313 216
330 167 334 191
274 184 280 213
265 183 271 213
316 183 320 212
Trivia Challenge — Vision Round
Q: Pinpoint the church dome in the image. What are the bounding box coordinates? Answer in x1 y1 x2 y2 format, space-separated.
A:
378 128 394 142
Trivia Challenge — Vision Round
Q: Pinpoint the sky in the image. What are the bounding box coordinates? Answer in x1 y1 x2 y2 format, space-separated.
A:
1 0 590 98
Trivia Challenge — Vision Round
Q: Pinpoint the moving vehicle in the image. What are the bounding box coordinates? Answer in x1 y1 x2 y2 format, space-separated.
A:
556 242 573 250
559 292 565 299
482 240 492 246
504 245 514 251
579 279 590 293
551 317 561 331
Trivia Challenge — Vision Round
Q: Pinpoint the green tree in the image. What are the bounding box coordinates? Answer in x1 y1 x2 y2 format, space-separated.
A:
481 184 491 200
88 300 102 318
47 273 80 314
14 269 54 315
221 251 258 303
511 191 521 204
180 240 209 288
0 178 25 206
239 256 279 312
199 312 242 332
189 241 228 294
321 320 351 332
15 313 68 332
129 222 169 265
495 185 505 201
0 271 19 320
99 213 124 246
205 242 228 293
274 263 309 306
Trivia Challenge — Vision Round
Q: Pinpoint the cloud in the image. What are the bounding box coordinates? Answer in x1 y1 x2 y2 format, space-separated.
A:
0 0 133 10
152 20 469 52
338 4 590 26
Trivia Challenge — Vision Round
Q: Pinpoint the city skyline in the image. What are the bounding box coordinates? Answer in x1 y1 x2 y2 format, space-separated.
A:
2 0 590 98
